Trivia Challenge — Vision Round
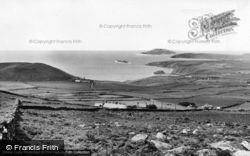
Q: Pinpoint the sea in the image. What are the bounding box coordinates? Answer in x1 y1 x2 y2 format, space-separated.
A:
1 51 173 82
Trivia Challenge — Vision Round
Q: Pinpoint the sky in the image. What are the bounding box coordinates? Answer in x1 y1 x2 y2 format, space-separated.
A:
0 0 250 55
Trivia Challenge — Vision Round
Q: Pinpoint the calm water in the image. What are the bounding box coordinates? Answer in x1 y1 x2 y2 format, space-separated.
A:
1 51 173 81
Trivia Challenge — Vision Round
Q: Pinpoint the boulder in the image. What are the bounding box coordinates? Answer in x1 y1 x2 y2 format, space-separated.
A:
241 141 250 151
181 128 190 134
131 134 148 142
206 123 213 127
150 140 172 152
210 141 236 152
78 124 85 128
156 132 167 140
192 129 199 135
2 127 7 133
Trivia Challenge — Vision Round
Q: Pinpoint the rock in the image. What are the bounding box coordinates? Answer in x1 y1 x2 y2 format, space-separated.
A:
128 132 135 135
131 134 148 142
0 133 2 140
2 127 7 133
181 128 190 134
206 123 213 127
210 141 236 152
213 134 218 138
192 129 199 135
150 140 172 152
154 70 166 75
114 122 121 127
167 146 191 154
78 124 86 128
94 123 100 126
217 128 224 133
156 132 166 140
196 149 217 156
233 150 250 156
241 141 250 151
166 136 172 140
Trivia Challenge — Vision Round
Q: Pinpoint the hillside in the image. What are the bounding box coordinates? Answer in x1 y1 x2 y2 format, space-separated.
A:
0 62 75 81
141 48 175 55
171 53 238 60
146 60 226 75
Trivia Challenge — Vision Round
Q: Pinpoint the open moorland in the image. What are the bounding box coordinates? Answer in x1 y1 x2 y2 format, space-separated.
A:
1 50 250 155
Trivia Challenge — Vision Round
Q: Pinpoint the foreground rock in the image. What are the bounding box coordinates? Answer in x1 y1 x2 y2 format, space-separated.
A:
150 140 172 152
210 141 236 152
165 146 191 155
131 134 148 142
241 141 250 151
155 132 167 141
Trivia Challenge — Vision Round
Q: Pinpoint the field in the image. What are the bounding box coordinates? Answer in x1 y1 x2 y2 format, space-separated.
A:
0 79 250 155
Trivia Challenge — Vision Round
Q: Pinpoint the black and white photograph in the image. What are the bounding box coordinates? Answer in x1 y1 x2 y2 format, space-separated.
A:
0 0 250 155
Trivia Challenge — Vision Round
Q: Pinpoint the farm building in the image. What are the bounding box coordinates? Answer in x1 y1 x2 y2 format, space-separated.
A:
103 102 127 109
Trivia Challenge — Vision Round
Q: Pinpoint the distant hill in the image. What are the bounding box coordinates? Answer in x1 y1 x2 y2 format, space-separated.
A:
0 63 75 81
141 49 175 55
171 53 238 60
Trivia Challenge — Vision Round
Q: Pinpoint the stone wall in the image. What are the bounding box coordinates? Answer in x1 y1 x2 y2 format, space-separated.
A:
0 98 21 140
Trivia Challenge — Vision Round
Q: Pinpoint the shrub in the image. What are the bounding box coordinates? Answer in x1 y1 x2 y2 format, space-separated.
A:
179 102 197 108
146 104 157 110
127 105 137 109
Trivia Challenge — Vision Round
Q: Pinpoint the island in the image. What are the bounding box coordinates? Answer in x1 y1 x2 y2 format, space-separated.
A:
153 70 166 75
114 60 130 64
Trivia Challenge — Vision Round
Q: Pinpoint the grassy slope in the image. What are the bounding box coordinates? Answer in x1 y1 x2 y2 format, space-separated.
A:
0 62 75 81
131 55 250 108
171 53 239 59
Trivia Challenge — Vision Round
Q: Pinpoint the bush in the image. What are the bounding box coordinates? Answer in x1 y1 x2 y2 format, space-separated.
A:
239 109 245 112
146 104 157 110
179 102 197 108
127 105 137 109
